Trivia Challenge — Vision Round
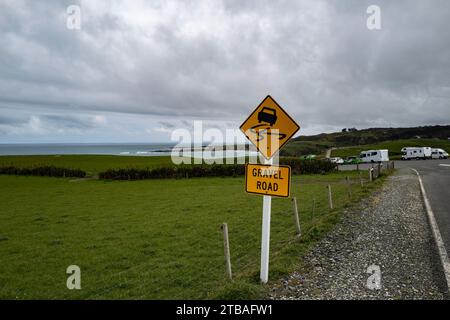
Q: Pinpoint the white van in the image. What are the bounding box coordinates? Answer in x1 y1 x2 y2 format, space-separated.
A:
359 149 389 163
431 148 449 159
401 147 432 160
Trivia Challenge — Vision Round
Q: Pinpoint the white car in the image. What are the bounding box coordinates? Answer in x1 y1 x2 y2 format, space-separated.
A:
329 157 344 164
431 148 449 159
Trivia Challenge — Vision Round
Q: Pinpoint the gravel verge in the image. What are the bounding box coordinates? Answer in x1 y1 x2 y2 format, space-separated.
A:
269 168 447 300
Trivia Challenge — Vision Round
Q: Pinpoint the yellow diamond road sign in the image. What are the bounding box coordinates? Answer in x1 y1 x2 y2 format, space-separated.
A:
240 95 300 159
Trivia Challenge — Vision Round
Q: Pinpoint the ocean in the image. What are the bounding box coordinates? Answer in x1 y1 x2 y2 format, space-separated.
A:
0 143 258 158
0 143 176 156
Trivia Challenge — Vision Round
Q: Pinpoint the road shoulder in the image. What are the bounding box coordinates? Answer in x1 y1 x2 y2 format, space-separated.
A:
269 168 447 299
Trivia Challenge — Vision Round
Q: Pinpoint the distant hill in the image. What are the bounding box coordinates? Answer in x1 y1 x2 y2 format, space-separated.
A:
281 125 450 157
293 125 450 146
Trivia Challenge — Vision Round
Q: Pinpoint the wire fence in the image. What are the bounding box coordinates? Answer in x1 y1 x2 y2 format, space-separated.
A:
1 163 396 299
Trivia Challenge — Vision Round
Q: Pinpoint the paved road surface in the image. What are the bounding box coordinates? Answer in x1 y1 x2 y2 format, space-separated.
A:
395 159 450 259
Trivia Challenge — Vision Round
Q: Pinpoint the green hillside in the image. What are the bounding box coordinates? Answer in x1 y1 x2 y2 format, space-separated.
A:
281 125 450 157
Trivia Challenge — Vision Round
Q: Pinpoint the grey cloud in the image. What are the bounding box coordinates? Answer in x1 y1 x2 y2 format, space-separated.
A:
181 120 192 127
40 115 94 129
0 0 449 140
0 115 27 125
158 121 176 129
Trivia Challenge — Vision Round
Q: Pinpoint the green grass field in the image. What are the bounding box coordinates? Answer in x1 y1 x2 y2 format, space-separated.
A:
0 155 387 299
330 138 450 159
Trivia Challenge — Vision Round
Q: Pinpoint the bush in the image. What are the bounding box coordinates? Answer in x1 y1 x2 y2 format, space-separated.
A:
98 158 337 180
99 164 246 180
0 166 86 178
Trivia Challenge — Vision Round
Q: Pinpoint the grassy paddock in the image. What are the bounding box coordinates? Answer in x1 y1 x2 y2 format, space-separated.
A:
0 155 337 179
0 166 387 299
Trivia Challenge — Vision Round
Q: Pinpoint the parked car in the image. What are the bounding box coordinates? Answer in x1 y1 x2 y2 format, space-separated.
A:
300 154 316 160
359 150 389 163
329 157 344 164
431 148 449 159
343 156 362 165
401 147 432 160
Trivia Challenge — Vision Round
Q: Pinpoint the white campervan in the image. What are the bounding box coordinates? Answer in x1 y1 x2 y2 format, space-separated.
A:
401 147 432 160
431 148 449 159
359 150 389 163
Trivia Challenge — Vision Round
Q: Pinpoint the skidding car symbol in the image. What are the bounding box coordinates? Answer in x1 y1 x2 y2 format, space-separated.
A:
258 107 277 126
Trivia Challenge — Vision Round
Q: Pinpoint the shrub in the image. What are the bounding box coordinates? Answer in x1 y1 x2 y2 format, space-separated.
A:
98 158 337 180
0 166 86 178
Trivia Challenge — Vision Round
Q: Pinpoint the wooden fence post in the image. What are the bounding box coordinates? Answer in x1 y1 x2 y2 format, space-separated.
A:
221 223 232 280
359 171 363 187
346 176 352 199
291 197 301 237
369 168 373 182
327 184 333 210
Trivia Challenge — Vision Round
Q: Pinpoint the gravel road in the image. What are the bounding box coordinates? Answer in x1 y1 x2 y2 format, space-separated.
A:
270 168 448 300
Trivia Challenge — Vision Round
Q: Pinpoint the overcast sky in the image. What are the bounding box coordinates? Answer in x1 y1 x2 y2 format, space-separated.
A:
1 0 449 143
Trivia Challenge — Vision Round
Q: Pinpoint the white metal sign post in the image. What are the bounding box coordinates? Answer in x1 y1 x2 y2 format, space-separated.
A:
260 157 273 283
240 95 300 284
